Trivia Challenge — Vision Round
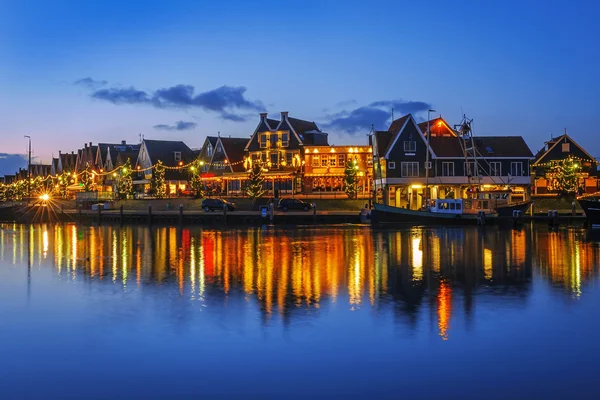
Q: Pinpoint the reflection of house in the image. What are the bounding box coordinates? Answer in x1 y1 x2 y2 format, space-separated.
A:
135 139 194 194
531 133 598 195
372 114 533 209
302 145 372 196
210 137 249 194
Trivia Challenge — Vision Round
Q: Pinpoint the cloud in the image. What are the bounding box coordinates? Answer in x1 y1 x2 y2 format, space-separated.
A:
323 99 432 135
74 77 108 90
0 153 28 177
79 79 264 121
153 121 198 131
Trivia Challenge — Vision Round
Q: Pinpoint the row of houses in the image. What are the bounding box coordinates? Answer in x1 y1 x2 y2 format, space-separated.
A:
1 111 597 202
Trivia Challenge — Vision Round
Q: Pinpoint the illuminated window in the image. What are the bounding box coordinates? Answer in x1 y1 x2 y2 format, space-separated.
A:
562 143 570 152
338 154 346 166
321 156 328 167
404 141 416 152
260 134 268 148
312 155 320 167
329 155 337 167
270 152 279 169
286 152 293 165
281 132 289 147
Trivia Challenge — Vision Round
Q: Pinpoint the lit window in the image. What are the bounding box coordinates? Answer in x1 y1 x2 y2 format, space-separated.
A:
329 155 337 167
312 155 320 167
286 152 293 165
562 143 570 152
321 156 328 167
338 154 346 166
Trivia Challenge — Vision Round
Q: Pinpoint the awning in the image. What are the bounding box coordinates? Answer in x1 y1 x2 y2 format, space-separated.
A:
66 184 85 191
132 179 151 185
305 173 345 177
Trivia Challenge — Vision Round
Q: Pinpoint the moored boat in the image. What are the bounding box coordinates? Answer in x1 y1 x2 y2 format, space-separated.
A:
577 194 600 228
372 198 497 225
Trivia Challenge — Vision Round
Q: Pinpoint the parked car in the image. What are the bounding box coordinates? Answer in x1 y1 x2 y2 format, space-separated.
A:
277 198 313 212
201 198 235 212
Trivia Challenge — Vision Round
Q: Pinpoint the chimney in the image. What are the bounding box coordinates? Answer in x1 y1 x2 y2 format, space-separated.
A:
58 150 62 156
281 111 289 120
84 143 87 149
259 112 268 122
89 142 92 147
121 140 126 145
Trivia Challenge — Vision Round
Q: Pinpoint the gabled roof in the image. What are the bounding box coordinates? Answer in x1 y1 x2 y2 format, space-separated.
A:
417 117 457 137
384 114 433 158
533 133 596 165
218 137 249 173
266 119 281 130
143 139 193 167
372 131 393 157
429 136 533 158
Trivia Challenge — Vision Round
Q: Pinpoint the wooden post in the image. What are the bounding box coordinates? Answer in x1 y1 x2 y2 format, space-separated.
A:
223 202 227 223
148 205 152 225
179 204 183 225
120 204 124 225
313 202 317 222
97 203 102 224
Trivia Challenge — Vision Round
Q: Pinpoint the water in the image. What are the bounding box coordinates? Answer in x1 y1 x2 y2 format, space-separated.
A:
1 223 599 399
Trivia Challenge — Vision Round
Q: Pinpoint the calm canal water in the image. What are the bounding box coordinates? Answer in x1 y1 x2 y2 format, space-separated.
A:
0 223 599 399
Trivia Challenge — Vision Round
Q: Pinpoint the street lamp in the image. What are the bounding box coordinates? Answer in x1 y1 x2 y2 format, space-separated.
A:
24 135 31 199
424 110 436 207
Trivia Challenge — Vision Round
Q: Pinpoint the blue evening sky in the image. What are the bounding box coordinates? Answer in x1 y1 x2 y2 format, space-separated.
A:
0 0 598 171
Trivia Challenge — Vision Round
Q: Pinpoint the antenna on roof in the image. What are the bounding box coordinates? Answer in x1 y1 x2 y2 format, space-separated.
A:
218 131 221 137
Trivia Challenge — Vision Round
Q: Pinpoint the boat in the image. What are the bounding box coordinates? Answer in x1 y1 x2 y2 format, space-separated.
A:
577 194 600 228
372 198 498 225
469 189 532 217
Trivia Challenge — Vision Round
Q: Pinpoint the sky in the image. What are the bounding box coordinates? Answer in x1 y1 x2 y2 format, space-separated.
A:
1 0 599 175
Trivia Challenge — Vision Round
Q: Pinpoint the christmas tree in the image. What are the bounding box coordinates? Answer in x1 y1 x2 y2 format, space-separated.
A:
81 164 96 192
343 159 360 199
152 160 166 198
245 161 266 200
54 172 71 199
188 159 204 198
549 156 581 195
117 159 134 199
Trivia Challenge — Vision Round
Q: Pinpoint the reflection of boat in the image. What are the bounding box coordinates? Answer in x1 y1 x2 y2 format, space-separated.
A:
577 194 600 228
372 198 497 225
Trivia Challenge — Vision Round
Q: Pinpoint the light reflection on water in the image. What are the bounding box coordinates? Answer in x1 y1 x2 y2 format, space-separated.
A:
1 223 600 399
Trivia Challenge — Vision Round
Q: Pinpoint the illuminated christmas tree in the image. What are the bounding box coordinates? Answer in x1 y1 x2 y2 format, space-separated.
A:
188 159 204 198
117 159 134 199
245 161 266 200
81 164 96 192
343 159 360 199
549 156 581 195
152 160 166 198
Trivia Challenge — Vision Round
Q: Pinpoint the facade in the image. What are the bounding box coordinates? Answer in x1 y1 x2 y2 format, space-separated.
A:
373 114 533 209
531 133 598 195
135 139 194 194
302 145 372 196
57 151 77 174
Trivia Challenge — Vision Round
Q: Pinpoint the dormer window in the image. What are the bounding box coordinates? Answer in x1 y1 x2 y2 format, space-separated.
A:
174 151 182 162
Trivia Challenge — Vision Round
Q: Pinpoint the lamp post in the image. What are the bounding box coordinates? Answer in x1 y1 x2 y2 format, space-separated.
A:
24 135 31 199
424 110 435 207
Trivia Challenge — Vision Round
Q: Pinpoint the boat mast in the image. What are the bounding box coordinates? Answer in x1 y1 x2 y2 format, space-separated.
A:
455 115 481 196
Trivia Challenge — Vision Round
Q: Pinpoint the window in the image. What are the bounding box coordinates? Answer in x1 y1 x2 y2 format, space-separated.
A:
425 161 432 169
442 162 455 176
261 153 267 162
216 143 222 153
207 144 213 157
312 155 320 167
281 132 289 147
485 146 494 153
321 156 328 167
338 154 346 166
285 152 293 166
174 151 182 161
329 155 337 167
510 162 523 177
270 133 279 148
464 162 478 177
401 162 419 177
490 161 502 176
260 134 268 148
270 152 279 169
388 162 396 169
562 143 570 152
404 141 416 152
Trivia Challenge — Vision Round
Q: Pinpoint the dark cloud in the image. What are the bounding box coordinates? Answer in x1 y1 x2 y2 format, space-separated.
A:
153 121 198 131
80 78 264 121
323 99 432 135
74 77 108 90
0 153 28 177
